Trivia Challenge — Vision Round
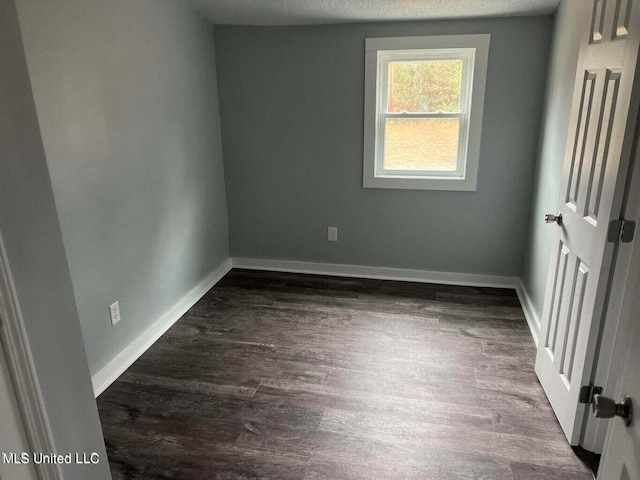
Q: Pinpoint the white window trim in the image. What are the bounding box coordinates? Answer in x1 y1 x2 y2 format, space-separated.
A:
363 34 491 191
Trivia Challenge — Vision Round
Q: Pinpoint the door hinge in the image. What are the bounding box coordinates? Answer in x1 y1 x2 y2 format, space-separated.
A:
579 384 603 404
607 219 636 244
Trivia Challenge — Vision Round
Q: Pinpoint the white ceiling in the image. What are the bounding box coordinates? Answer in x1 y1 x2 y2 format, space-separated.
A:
190 0 560 26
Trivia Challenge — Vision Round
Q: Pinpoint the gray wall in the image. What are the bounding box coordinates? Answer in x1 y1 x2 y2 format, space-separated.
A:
215 17 552 276
0 0 110 477
521 0 590 323
16 0 229 376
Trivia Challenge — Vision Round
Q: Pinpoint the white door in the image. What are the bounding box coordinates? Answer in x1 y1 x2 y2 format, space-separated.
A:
535 0 640 444
0 339 38 480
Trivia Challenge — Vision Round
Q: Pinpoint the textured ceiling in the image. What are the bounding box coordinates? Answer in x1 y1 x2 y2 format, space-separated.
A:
190 0 560 26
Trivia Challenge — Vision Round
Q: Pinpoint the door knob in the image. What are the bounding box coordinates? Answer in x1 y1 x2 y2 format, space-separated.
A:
592 395 633 427
545 213 563 226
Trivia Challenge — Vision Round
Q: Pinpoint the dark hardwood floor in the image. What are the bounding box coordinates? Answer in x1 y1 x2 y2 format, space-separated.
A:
97 269 596 479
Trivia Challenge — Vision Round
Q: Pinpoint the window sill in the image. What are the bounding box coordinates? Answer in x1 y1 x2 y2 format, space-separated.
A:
362 175 477 191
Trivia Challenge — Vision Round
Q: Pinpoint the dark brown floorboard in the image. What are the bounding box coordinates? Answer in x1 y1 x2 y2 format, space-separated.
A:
97 270 596 479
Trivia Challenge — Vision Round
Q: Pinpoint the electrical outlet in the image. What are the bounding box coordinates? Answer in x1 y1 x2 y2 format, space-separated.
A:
328 226 338 242
109 301 121 326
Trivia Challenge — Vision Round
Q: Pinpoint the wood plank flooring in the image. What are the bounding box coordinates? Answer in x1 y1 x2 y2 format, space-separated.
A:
97 269 596 479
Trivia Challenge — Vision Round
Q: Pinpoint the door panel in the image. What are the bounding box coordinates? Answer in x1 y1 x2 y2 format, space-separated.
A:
586 70 621 222
535 0 640 444
614 0 634 39
567 71 598 212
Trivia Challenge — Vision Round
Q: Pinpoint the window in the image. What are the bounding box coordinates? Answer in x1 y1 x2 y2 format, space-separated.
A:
363 35 490 191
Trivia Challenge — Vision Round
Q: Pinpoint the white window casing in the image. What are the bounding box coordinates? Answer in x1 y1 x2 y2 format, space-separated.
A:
363 34 491 191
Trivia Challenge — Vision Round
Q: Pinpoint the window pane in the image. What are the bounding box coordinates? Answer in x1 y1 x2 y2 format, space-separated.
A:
387 60 462 113
383 118 459 171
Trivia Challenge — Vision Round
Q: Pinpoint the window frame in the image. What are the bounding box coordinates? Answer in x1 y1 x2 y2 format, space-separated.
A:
363 34 491 191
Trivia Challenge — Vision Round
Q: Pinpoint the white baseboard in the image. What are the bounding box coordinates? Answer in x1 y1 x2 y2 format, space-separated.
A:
231 257 518 289
92 258 232 397
515 278 540 346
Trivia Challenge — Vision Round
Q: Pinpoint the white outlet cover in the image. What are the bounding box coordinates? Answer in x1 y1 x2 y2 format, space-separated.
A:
328 226 338 242
109 301 121 326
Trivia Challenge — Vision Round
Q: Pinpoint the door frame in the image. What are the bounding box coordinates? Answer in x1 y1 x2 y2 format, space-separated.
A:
581 97 640 453
0 232 61 480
